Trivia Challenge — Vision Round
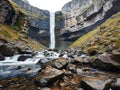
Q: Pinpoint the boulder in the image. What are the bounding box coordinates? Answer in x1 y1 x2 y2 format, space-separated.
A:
81 77 112 90
18 56 32 61
52 58 69 69
35 66 64 87
0 54 5 61
110 50 120 63
93 53 120 71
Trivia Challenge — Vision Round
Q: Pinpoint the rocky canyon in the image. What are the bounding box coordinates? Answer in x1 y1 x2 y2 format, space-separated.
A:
0 0 120 90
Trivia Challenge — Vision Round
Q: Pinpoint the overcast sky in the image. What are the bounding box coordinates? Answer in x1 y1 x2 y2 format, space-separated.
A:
27 0 71 12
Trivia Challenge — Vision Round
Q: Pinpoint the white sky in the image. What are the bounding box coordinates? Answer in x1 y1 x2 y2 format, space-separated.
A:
27 0 71 12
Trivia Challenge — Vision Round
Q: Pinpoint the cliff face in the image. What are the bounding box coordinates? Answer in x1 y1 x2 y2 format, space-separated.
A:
13 0 50 46
0 0 45 56
55 0 120 48
0 0 29 34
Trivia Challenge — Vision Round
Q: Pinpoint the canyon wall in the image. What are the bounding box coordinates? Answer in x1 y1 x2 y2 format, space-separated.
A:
0 0 44 56
0 0 29 34
13 0 50 46
55 0 120 48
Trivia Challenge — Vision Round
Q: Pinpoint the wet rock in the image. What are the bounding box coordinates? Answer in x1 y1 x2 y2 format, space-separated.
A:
52 58 69 69
0 45 15 56
35 66 64 87
18 55 32 61
59 54 64 57
81 77 112 90
112 78 120 90
93 53 120 71
111 50 120 63
0 54 5 61
26 68 41 77
19 50 33 54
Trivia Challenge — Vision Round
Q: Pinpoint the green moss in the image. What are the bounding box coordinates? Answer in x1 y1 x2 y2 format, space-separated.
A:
2 30 11 38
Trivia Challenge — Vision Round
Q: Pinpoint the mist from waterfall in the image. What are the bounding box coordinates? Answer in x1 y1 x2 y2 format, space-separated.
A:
49 12 55 49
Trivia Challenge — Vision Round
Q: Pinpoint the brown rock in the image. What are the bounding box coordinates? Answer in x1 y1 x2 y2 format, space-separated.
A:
52 58 69 69
81 77 112 90
35 66 64 87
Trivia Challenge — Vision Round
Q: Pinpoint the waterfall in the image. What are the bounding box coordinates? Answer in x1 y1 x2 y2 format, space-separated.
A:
49 12 55 49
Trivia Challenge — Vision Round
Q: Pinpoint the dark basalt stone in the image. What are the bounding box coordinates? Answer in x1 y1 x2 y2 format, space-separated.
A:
18 56 32 61
0 54 5 61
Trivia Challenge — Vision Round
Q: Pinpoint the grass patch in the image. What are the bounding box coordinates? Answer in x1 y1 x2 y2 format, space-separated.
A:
0 23 45 51
70 28 98 48
70 12 120 53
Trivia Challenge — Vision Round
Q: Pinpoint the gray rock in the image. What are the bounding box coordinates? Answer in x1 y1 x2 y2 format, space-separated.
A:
93 53 120 71
35 66 64 87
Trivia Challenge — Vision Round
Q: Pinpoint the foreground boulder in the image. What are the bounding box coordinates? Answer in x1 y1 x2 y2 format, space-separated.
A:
81 77 112 90
35 66 64 87
93 53 120 71
41 58 69 69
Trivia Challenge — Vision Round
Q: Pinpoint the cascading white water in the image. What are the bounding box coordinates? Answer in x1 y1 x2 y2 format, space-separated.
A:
49 12 55 49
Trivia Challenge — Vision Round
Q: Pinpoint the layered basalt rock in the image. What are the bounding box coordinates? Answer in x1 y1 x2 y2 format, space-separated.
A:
13 0 50 46
55 0 120 48
0 0 44 56
0 0 29 34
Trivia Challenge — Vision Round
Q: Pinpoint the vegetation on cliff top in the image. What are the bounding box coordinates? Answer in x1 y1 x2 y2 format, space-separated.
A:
28 12 49 20
8 0 27 15
70 12 120 54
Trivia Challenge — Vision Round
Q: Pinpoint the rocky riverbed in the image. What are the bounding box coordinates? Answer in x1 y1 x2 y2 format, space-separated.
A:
0 49 120 90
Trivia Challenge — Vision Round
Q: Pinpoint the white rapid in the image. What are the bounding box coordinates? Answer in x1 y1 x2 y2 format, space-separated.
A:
0 50 60 66
49 12 55 49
